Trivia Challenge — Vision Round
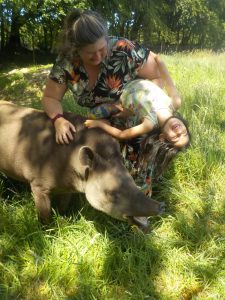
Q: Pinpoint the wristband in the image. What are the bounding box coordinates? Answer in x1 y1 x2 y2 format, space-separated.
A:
51 113 64 124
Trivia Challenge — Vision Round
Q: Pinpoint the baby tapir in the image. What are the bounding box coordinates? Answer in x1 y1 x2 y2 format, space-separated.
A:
0 101 164 228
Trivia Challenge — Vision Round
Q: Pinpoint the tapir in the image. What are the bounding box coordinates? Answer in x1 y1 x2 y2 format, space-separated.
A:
0 100 164 228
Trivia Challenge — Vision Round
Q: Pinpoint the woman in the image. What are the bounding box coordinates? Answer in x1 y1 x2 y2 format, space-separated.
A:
42 9 191 212
84 78 191 199
42 8 181 144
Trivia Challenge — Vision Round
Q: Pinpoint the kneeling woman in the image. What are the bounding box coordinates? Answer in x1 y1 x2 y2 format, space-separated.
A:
85 79 191 196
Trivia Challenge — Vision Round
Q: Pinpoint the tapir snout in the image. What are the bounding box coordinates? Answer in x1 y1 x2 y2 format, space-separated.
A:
0 101 163 229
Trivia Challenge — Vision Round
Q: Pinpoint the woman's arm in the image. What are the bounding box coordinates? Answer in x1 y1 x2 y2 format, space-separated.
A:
42 78 67 117
137 52 164 88
85 118 154 140
42 79 76 144
150 52 181 110
137 51 181 110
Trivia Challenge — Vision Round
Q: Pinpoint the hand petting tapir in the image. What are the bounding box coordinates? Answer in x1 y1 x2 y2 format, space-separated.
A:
0 101 164 230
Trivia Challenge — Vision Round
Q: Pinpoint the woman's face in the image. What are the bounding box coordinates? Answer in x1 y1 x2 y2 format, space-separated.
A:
78 37 108 66
160 117 189 149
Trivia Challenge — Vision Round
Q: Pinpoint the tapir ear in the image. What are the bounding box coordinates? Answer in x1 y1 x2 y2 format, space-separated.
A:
79 146 94 168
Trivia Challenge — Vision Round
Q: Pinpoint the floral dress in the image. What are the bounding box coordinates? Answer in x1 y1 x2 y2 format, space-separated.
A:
49 37 157 196
89 80 175 197
120 79 174 196
49 36 150 110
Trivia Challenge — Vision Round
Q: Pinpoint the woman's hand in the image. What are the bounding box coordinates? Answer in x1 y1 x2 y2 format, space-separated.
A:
42 79 75 144
170 93 182 110
54 117 76 144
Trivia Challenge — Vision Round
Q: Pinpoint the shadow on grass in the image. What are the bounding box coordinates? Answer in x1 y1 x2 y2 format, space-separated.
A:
219 120 225 131
0 179 163 300
170 197 225 285
0 50 56 70
101 233 162 299
65 199 163 299
73 237 162 299
0 184 48 299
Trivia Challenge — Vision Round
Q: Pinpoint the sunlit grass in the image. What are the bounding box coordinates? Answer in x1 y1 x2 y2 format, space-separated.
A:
0 51 225 299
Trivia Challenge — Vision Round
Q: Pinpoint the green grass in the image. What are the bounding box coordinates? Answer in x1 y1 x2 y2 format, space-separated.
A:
0 51 225 299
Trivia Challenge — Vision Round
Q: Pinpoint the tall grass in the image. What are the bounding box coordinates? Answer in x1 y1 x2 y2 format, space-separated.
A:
0 51 224 299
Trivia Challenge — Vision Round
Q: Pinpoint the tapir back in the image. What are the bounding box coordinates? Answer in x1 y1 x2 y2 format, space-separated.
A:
0 101 120 188
0 101 163 225
0 101 55 181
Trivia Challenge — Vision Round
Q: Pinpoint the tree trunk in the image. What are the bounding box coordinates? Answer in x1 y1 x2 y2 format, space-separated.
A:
43 26 48 51
130 14 142 41
0 3 5 51
119 20 126 37
6 5 21 51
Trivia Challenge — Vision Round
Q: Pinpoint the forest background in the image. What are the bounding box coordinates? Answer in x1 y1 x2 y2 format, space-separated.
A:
0 1 225 299
0 0 225 65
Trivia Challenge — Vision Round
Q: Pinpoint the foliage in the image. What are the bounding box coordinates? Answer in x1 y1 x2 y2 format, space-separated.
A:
174 0 225 48
0 51 225 299
0 0 224 54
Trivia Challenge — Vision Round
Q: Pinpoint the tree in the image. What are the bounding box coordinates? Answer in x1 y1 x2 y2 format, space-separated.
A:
0 2 4 50
0 0 224 56
1 0 44 52
170 0 225 48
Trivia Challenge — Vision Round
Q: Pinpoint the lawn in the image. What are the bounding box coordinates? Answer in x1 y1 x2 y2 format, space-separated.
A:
0 51 224 300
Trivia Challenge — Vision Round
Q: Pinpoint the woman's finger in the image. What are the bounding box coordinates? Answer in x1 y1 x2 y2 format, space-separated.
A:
66 130 74 141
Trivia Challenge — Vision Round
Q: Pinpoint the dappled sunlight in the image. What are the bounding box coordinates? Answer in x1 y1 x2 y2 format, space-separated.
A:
0 51 224 299
101 230 163 299
8 67 30 74
0 66 50 107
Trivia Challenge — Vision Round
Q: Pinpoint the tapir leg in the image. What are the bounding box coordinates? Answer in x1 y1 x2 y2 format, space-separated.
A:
54 193 73 215
31 184 51 223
